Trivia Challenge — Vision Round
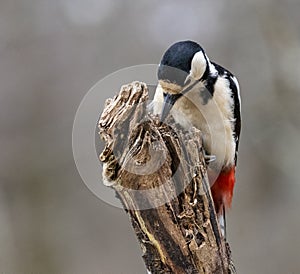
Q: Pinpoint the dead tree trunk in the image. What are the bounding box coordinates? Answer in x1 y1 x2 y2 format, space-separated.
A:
98 82 234 274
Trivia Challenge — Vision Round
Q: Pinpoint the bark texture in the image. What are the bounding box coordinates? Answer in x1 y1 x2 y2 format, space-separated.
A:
98 82 234 274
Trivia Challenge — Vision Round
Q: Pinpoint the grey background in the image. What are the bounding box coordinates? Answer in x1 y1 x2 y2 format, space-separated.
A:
1 0 300 273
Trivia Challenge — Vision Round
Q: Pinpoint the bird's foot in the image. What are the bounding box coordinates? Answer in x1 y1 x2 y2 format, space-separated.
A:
203 152 216 164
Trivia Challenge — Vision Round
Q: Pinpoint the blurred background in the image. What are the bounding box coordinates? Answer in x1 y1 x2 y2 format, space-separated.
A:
1 0 300 273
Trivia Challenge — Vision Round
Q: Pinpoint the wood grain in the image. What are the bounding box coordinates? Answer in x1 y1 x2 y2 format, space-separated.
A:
98 81 234 274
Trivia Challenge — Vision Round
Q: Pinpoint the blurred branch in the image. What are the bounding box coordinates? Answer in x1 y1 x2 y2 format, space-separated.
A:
98 82 234 273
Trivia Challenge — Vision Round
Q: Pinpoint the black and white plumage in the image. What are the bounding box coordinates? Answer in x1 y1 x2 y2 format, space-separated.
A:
153 41 241 227
154 40 241 169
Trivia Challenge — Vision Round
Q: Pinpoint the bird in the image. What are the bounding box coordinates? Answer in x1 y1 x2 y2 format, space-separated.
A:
153 40 241 235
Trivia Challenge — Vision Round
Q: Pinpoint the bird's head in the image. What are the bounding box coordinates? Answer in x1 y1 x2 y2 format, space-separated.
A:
157 40 210 121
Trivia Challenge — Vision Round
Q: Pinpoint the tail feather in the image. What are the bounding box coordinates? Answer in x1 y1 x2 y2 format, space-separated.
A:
218 205 227 238
210 167 235 237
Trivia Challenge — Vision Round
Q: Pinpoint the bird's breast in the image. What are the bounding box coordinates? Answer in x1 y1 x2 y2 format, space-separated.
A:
153 80 236 169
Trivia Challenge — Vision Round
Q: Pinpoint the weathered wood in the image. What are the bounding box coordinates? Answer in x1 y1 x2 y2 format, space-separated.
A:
98 81 234 274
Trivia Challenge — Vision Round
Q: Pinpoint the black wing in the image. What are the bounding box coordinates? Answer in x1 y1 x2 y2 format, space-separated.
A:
212 62 241 164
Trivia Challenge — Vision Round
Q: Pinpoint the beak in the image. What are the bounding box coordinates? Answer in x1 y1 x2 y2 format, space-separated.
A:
159 78 200 122
160 92 182 122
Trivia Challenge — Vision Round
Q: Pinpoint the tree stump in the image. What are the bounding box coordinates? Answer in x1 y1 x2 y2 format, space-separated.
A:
98 81 234 274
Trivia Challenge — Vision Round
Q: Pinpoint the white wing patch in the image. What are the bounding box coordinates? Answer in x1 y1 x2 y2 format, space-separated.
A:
230 75 241 111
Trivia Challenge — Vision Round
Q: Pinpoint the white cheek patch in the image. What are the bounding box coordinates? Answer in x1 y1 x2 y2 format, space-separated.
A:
191 51 207 79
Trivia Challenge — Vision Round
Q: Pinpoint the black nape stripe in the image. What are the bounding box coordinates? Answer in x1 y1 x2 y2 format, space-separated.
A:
201 73 218 105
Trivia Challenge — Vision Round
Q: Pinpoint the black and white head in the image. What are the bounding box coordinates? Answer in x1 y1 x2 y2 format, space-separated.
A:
157 41 215 120
158 40 210 86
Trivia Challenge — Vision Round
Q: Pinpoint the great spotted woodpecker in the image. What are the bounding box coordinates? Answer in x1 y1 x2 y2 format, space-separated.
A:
153 40 241 234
